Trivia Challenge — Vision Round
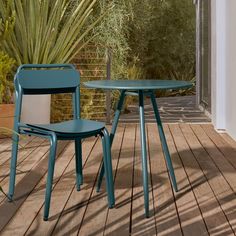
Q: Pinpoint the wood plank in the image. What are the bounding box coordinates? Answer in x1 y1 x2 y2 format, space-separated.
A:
77 127 125 236
192 125 236 190
0 141 69 232
104 125 136 235
0 138 12 153
0 139 50 205
0 137 42 181
202 124 236 170
1 141 75 235
168 124 209 235
147 124 182 236
180 124 235 235
50 137 100 236
191 124 236 232
0 137 42 206
2 124 236 235
23 141 79 235
0 136 33 167
0 138 6 144
220 133 236 148
131 125 156 236
0 137 8 143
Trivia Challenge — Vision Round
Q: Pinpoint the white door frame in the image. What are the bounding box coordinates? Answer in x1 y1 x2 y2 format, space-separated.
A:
211 0 226 130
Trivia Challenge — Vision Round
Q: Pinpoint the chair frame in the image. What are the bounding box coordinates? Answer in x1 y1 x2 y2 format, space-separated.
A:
8 64 115 221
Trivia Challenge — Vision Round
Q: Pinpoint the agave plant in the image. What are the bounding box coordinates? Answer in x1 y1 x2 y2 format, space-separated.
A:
0 0 102 65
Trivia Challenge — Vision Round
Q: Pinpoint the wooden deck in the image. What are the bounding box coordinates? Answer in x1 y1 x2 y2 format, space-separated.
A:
0 124 236 235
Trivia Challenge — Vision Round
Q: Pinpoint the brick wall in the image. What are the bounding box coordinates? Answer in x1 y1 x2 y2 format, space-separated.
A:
51 45 108 123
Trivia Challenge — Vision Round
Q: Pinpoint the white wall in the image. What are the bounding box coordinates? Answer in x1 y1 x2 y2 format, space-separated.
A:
225 1 236 139
211 0 226 130
211 0 236 139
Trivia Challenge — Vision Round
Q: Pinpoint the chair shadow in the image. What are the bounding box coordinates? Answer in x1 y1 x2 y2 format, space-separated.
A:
1 143 236 236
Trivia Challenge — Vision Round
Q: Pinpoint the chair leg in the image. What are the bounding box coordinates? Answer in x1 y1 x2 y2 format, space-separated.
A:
150 91 178 192
44 134 57 221
75 138 83 191
97 90 126 192
138 90 149 218
8 133 19 200
101 128 115 208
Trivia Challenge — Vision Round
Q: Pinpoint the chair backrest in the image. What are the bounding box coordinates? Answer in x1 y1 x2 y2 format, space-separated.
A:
15 64 80 95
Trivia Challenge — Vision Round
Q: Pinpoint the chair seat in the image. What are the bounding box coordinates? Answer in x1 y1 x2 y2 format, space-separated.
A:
27 119 105 138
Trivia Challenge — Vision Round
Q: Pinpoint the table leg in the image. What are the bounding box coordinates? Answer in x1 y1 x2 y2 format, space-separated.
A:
97 90 126 192
139 90 149 218
150 91 178 192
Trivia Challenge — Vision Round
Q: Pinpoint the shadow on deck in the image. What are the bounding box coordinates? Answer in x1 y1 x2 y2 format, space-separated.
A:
0 123 236 236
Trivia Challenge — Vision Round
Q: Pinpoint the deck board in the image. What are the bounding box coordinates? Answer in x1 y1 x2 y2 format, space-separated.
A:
168 124 209 236
104 125 136 236
191 125 236 233
0 136 33 168
52 137 99 236
77 139 110 236
0 140 68 231
0 124 236 235
25 142 77 235
0 138 13 153
0 139 50 205
131 126 156 236
78 127 125 236
148 124 181 236
0 136 36 180
180 124 235 235
1 141 72 235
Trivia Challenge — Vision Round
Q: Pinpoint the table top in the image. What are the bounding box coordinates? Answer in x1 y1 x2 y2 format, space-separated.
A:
84 79 192 91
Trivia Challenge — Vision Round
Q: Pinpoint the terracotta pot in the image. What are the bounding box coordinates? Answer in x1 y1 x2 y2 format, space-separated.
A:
0 104 15 138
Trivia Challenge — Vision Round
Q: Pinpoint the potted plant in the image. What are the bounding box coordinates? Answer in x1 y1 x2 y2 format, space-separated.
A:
0 0 15 135
0 51 15 137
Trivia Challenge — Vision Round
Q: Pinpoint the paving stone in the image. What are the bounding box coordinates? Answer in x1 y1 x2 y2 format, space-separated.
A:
120 95 211 123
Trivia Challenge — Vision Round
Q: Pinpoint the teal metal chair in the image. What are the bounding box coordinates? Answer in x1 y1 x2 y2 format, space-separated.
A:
8 64 115 221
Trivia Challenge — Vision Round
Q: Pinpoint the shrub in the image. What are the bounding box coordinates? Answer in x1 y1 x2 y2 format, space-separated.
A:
0 0 15 43
89 0 133 80
128 0 195 83
0 51 15 104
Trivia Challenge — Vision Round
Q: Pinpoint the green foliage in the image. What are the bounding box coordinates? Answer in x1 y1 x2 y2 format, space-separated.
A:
0 1 15 104
128 0 195 83
89 0 134 79
73 0 196 120
0 51 15 104
87 0 195 83
0 0 15 43
0 0 102 66
126 61 145 80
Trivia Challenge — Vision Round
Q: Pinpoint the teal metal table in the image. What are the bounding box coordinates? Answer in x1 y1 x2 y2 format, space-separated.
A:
84 79 192 218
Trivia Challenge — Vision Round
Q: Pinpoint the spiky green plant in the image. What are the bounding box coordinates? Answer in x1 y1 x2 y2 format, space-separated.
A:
0 0 102 65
